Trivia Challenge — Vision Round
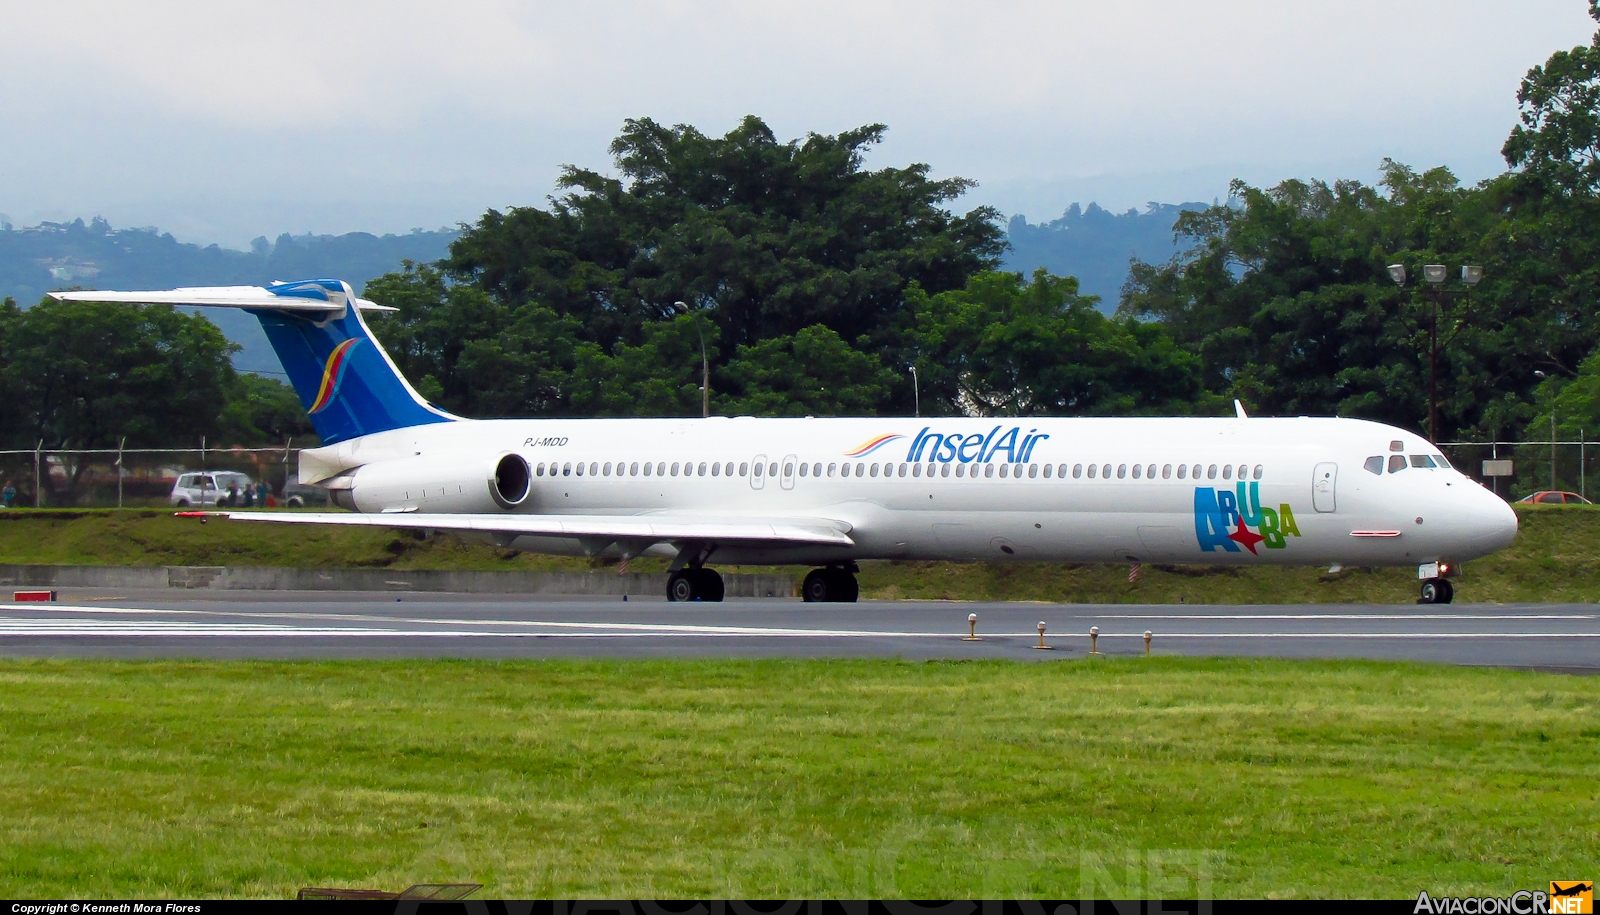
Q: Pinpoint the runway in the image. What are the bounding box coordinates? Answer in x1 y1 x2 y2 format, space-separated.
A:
0 588 1595 668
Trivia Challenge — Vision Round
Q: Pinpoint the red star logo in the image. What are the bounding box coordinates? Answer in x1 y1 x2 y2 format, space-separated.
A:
1228 518 1265 555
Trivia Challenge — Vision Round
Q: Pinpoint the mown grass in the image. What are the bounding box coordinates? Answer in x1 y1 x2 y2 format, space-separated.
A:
0 505 1594 603
0 658 1594 898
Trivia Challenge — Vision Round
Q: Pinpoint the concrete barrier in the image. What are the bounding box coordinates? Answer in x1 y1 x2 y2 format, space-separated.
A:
0 564 797 598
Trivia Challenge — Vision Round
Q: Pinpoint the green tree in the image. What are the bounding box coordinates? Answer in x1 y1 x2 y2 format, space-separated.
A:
912 269 1207 416
568 315 719 417
720 325 899 416
364 262 581 417
215 372 315 445
434 116 1003 414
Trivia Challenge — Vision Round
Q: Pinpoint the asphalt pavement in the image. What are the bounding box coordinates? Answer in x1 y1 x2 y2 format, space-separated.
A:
0 587 1594 669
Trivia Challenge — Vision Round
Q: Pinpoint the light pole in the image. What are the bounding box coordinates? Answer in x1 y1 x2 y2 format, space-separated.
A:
674 301 710 418
1536 370 1556 491
1387 263 1482 443
909 365 920 418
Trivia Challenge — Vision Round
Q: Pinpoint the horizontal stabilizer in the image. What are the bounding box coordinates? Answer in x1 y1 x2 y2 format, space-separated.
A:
180 511 855 548
52 282 396 312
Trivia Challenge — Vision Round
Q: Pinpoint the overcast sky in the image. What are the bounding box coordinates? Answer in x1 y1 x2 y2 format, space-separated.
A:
1 1 1594 247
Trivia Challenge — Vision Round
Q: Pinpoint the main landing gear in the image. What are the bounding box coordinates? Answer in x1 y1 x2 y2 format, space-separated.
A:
1418 578 1454 605
801 565 859 603
667 567 725 602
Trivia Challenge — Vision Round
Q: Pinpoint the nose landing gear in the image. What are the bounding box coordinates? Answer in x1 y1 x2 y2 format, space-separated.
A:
1418 578 1454 605
801 565 859 602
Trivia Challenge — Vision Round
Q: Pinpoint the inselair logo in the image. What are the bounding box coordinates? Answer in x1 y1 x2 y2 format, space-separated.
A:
309 338 361 414
1194 482 1301 554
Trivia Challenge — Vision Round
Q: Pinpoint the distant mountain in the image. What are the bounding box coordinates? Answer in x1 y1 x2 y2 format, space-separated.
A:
1002 202 1209 312
0 217 458 374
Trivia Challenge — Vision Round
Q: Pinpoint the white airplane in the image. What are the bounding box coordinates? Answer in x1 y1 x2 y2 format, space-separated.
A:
54 279 1519 605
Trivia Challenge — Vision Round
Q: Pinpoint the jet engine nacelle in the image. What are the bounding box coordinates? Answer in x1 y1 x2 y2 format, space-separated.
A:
329 452 532 514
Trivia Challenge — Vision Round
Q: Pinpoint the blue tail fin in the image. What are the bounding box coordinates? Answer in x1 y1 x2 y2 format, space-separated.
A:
250 279 456 444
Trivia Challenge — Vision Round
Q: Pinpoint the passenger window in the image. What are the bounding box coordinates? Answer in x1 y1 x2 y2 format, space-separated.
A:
814 463 822 477
657 462 667 476
956 464 966 478
984 464 995 478
590 462 598 476
643 462 653 476
562 462 572 476
1207 464 1217 479
1387 455 1406 473
1162 464 1172 479
827 463 836 477
1132 464 1142 479
601 462 610 476
870 464 879 477
941 464 951 477
1087 464 1097 479
1222 465 1232 480
1176 465 1187 479
740 462 749 476
1103 464 1112 478
711 462 720 477
630 462 640 476
1000 464 1010 478
696 462 705 476
753 462 763 477
1192 465 1202 479
726 462 735 476
671 462 679 476
799 463 809 477
1253 465 1263 480
769 463 778 477
911 464 921 478
1410 455 1436 468
897 464 906 477
1117 464 1127 479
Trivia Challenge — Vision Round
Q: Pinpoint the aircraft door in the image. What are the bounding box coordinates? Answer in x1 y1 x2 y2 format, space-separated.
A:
1313 462 1337 513
780 454 797 490
750 454 767 490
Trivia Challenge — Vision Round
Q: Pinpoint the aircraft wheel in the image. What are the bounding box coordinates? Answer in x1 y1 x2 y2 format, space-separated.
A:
1419 579 1441 604
698 568 725 602
1437 579 1454 605
667 570 697 602
829 569 859 603
802 569 831 602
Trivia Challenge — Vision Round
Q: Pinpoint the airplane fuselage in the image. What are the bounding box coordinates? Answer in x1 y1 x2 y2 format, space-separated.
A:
301 414 1519 569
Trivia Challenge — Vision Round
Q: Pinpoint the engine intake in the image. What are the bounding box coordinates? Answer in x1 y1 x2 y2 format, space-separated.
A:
491 453 531 508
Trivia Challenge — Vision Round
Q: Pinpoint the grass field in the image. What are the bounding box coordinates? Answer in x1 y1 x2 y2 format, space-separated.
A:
0 505 1595 603
0 657 1594 898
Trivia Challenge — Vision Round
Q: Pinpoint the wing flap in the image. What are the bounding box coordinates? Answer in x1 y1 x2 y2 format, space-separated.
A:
198 511 855 547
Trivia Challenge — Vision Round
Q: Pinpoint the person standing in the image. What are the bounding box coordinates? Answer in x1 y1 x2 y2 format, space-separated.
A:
1 481 14 508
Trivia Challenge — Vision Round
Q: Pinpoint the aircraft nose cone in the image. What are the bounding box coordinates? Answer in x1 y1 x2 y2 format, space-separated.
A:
1465 489 1519 556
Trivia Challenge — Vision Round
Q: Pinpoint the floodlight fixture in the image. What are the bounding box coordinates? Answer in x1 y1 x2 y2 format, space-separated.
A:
1387 264 1406 286
1423 264 1447 284
1462 266 1483 286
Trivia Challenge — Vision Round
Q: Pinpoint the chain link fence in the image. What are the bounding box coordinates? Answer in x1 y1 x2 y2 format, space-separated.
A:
0 446 323 509
1436 441 1594 502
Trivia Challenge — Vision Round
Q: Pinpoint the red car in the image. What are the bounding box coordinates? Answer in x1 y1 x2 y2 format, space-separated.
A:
1516 491 1593 505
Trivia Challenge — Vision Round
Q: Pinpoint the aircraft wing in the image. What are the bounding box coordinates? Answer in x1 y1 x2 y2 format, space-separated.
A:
51 284 396 312
183 511 855 547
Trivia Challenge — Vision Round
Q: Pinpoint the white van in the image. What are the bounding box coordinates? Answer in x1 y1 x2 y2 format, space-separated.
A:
169 471 255 507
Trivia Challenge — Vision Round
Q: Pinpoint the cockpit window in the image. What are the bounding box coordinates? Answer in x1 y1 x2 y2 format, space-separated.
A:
1364 456 1383 475
1409 454 1437 468
1432 453 1452 469
1387 455 1407 473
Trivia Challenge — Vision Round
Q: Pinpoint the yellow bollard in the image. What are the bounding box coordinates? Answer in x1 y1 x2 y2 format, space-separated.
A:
964 612 982 641
1144 630 1152 657
1033 620 1053 650
1089 625 1101 655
